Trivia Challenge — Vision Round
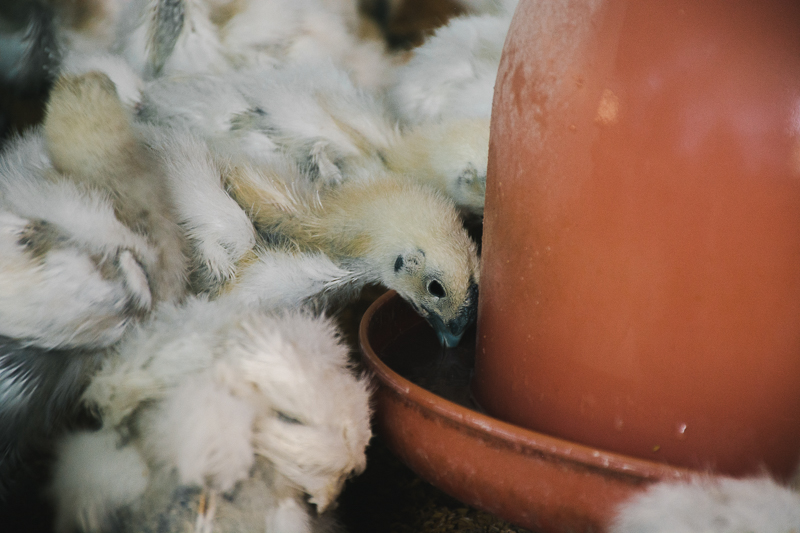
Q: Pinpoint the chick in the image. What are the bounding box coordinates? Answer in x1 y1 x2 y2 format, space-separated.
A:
138 70 286 168
111 0 392 90
382 116 489 218
610 477 800 533
386 6 516 126
0 131 154 349
380 5 518 217
216 0 392 90
51 296 373 533
0 70 192 500
140 62 393 184
42 71 190 305
115 0 229 79
225 160 480 347
140 61 490 215
144 127 258 291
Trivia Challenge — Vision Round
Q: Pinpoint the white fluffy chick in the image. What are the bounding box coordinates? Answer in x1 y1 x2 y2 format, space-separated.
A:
112 0 391 89
217 0 392 90
140 61 489 215
382 117 489 218
379 4 518 216
386 5 516 126
138 70 287 168
42 71 190 305
610 476 800 533
143 126 258 291
140 62 393 184
230 62 489 216
0 129 153 350
0 130 145 501
225 159 480 347
0 68 193 500
115 0 229 79
51 296 373 533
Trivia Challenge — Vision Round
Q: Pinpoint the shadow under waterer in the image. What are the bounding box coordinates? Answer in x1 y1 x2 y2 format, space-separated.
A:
360 0 800 531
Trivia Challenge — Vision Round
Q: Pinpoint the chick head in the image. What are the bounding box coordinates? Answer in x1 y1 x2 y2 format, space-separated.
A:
343 179 481 347
389 241 480 348
219 311 373 513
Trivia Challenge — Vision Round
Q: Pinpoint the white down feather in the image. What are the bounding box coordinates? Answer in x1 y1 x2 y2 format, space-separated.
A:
53 296 372 532
611 476 800 533
0 132 154 348
387 10 515 126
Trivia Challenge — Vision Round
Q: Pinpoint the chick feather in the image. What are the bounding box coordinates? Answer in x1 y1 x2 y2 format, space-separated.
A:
0 123 156 496
0 69 196 498
142 126 258 291
115 0 229 78
0 339 103 499
383 117 490 218
103 0 392 90
224 159 480 346
0 131 154 349
386 6 515 126
610 476 800 533
140 60 490 215
51 296 372 533
42 71 190 305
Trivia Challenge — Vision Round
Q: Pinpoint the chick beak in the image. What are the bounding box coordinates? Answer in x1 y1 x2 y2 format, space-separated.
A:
428 282 479 347
427 313 472 348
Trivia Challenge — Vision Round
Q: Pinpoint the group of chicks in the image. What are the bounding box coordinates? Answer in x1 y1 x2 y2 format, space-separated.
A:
0 0 517 531
9 1 798 532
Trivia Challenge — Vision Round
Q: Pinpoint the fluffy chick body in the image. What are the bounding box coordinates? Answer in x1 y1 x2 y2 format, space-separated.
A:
51 296 372 533
611 476 800 533
386 7 515 126
42 71 190 305
0 128 154 350
383 117 489 218
226 160 480 346
108 0 391 89
140 61 489 215
0 70 192 497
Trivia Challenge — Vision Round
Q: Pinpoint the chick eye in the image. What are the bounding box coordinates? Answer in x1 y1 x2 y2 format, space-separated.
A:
276 411 303 425
427 280 446 298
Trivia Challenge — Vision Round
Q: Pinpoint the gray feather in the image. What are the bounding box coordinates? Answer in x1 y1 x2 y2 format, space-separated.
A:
0 337 102 499
147 0 185 77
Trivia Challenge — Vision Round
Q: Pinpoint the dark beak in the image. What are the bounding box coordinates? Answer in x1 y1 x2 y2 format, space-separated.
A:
427 283 478 348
